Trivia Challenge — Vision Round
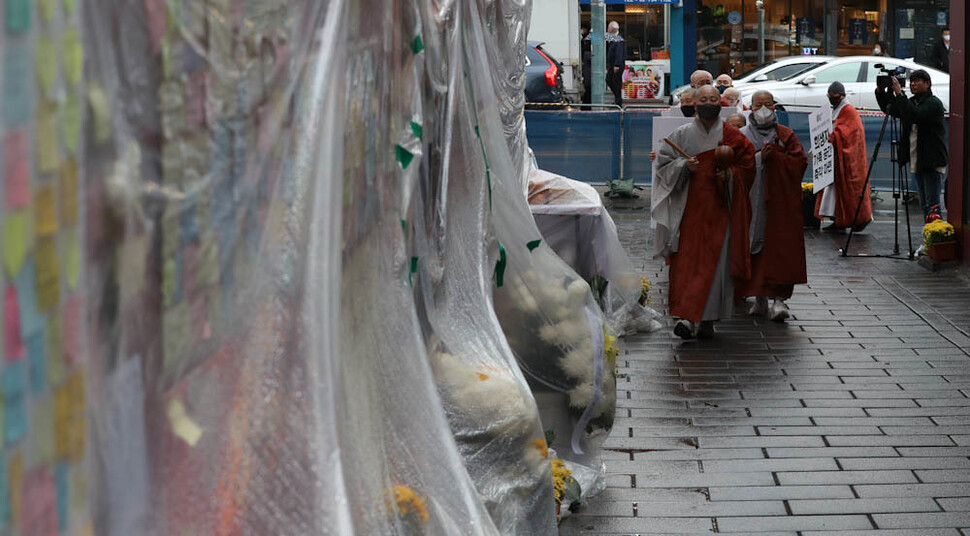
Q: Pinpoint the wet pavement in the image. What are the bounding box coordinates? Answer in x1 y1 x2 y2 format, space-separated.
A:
560 192 970 535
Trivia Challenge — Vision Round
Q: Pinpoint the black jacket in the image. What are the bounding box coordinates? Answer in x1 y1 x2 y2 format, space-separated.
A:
930 39 949 73
605 33 625 70
881 89 948 172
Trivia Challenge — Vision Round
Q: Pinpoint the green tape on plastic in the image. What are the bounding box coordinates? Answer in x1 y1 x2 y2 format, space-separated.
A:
474 126 492 210
411 34 424 54
494 243 507 287
395 145 414 169
410 121 423 140
527 239 542 252
409 257 418 286
401 219 407 232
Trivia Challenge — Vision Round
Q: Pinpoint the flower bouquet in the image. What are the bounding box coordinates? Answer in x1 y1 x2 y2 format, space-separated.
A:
922 220 956 262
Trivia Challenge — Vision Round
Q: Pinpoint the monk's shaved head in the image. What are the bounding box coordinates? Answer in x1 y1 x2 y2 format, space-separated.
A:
690 70 714 88
696 85 720 101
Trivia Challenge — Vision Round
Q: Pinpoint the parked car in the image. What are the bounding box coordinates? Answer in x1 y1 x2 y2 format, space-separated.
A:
670 55 832 101
525 41 565 107
737 56 950 112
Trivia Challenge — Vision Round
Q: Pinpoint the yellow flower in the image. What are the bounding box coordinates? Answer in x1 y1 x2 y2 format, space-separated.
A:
530 438 549 459
922 220 955 247
551 459 572 505
603 332 619 365
389 484 430 525
801 182 814 193
639 276 652 305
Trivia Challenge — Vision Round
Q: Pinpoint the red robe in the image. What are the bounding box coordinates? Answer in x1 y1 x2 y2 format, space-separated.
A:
815 104 872 227
737 125 809 300
669 124 756 322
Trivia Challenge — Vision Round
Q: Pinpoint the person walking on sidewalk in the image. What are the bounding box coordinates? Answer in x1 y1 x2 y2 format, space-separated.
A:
605 22 625 106
738 90 809 322
876 69 948 222
814 81 873 232
651 86 756 340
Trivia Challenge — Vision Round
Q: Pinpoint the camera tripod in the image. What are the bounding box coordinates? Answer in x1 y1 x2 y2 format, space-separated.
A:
838 105 915 260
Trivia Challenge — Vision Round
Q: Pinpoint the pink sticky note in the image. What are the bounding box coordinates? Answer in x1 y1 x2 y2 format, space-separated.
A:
21 467 58 536
3 131 30 209
63 295 83 366
5 285 25 361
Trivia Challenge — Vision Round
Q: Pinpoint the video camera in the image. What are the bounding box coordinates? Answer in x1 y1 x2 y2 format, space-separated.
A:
875 63 907 91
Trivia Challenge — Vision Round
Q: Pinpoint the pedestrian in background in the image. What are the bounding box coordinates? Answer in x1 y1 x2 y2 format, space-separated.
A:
815 81 872 232
581 30 592 105
738 90 808 322
715 73 733 94
872 41 889 57
877 69 948 221
930 28 950 73
652 86 756 340
605 21 625 106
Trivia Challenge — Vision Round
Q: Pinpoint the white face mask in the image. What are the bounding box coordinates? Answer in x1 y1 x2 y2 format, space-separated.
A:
873 47 881 55
943 35 951 43
751 105 777 127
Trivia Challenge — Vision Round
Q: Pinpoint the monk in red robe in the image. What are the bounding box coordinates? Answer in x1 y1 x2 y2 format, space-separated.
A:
738 90 809 322
652 85 756 339
815 81 873 231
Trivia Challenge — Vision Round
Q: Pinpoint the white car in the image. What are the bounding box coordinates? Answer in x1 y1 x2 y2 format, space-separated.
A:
670 55 833 101
737 56 950 112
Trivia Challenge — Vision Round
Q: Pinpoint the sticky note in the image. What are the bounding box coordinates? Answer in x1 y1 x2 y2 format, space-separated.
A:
9 455 22 526
60 98 81 155
86 83 112 143
1 361 28 444
37 0 55 23
36 102 60 174
35 237 59 311
35 36 57 98
68 463 87 520
61 29 82 87
35 185 58 237
3 41 33 126
62 0 74 15
20 467 57 536
55 463 68 532
15 261 46 338
4 0 30 33
30 397 54 466
2 211 29 278
3 131 30 209
64 230 80 291
166 398 203 446
0 452 9 529
59 159 78 226
54 371 84 461
25 330 45 394
61 296 80 366
45 313 63 386
4 286 25 361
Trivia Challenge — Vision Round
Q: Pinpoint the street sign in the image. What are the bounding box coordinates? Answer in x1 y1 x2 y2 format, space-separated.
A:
727 11 742 25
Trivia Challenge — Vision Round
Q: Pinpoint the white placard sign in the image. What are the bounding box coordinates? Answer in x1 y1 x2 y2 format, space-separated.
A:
808 106 835 193
650 116 695 229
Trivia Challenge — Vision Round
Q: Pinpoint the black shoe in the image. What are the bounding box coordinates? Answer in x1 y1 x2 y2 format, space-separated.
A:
822 223 845 232
674 321 696 340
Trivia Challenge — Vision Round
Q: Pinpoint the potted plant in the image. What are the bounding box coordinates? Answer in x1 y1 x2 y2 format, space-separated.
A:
922 220 956 262
801 182 820 229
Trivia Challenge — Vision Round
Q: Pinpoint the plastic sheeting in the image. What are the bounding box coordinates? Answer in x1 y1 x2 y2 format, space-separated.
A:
528 170 663 336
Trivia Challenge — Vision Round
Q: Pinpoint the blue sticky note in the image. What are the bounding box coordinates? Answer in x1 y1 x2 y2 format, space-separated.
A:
2 40 32 126
1 361 28 444
55 462 69 532
14 260 46 339
5 0 30 33
26 330 46 395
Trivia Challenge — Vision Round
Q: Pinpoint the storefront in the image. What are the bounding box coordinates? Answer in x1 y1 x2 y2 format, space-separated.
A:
697 0 948 78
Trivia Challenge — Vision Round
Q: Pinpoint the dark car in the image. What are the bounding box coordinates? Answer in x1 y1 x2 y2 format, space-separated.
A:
525 41 565 107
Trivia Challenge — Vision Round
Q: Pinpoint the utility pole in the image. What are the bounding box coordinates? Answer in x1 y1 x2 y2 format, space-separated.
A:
757 0 765 65
591 0 606 105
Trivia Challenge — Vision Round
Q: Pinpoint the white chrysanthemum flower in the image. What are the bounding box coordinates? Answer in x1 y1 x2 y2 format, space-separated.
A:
566 279 590 306
567 382 595 409
559 342 594 381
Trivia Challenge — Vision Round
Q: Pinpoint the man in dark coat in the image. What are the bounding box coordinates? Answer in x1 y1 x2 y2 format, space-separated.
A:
930 28 950 74
605 21 625 106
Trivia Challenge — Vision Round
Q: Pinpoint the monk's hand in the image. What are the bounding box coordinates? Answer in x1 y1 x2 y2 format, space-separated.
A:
827 132 836 145
762 141 773 159
686 157 700 173
714 168 728 183
650 150 656 162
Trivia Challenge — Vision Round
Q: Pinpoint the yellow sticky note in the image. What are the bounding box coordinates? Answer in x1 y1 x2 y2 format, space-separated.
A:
65 230 80 290
3 211 30 277
39 0 56 22
62 0 75 15
9 454 23 525
59 159 79 226
30 397 55 467
47 313 65 386
167 398 203 446
36 236 60 311
86 83 112 143
61 29 83 87
61 98 81 155
54 371 86 461
69 463 89 516
36 36 58 97
36 102 60 174
35 184 58 237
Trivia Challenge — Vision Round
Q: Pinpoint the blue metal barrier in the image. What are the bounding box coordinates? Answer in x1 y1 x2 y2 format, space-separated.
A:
526 107 948 191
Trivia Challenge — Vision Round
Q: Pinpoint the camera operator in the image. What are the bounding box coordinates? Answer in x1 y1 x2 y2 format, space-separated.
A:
875 70 948 221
